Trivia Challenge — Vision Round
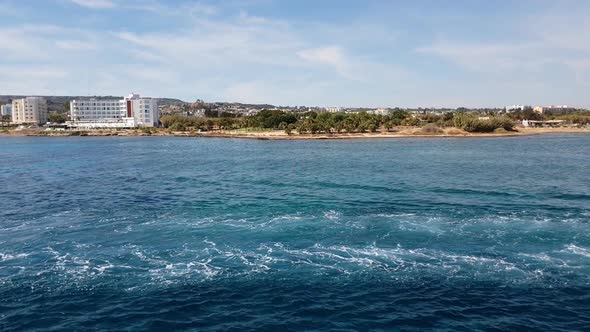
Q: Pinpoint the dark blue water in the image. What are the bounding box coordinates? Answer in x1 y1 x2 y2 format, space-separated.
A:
1 135 589 331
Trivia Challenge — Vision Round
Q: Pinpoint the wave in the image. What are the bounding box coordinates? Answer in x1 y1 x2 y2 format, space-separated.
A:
4 239 590 291
563 244 590 258
0 252 29 262
323 210 341 220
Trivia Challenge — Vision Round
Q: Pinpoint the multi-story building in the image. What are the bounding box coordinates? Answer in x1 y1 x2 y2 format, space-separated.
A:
325 107 343 113
124 93 159 127
69 93 159 128
505 105 526 111
372 108 390 115
11 97 48 124
533 105 575 115
1 104 12 116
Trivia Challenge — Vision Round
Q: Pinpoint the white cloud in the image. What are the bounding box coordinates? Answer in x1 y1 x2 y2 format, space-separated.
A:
221 79 339 106
69 0 115 9
114 14 305 69
55 40 97 51
297 46 348 73
417 5 590 76
123 1 218 16
0 25 99 60
0 65 71 95
12 0 590 107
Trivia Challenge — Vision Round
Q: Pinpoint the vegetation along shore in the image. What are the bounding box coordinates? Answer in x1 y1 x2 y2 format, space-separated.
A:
2 108 590 139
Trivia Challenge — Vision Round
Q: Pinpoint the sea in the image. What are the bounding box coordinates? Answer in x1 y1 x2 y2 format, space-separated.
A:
1 134 589 331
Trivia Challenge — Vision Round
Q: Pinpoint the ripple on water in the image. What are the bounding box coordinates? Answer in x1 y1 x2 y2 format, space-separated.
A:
1 136 590 330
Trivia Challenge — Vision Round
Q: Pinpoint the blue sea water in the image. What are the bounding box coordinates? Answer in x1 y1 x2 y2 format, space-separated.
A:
1 134 589 331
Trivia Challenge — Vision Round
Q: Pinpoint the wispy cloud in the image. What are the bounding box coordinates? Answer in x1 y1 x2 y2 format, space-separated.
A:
114 13 304 68
69 0 115 9
122 0 218 16
297 46 348 74
55 39 98 51
417 4 590 75
3 0 590 107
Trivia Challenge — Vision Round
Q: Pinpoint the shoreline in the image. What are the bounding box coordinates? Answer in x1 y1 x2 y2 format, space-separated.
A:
1 127 589 140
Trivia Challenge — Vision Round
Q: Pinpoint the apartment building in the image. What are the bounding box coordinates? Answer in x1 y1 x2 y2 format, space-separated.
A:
533 105 576 115
11 97 48 124
325 107 343 113
124 93 159 127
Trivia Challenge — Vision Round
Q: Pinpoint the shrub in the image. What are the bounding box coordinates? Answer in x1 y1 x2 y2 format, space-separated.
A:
415 124 443 135
446 128 465 136
454 113 514 132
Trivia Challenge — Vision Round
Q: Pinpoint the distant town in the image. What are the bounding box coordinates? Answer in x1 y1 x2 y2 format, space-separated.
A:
1 94 589 138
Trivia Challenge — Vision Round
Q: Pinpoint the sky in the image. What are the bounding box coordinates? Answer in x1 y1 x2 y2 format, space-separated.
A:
1 0 590 108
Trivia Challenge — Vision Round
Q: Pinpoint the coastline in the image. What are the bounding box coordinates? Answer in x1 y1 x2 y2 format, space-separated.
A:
1 126 589 140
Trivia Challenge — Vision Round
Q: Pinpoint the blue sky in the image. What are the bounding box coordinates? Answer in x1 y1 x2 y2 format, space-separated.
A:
1 0 590 107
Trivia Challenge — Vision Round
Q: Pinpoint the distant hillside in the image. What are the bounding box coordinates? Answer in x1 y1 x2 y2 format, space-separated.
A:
0 95 188 113
214 102 277 109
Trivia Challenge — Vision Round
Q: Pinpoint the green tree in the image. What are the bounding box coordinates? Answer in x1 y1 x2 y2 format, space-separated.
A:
383 120 394 132
1 115 10 126
48 112 68 123
219 118 235 129
285 123 296 135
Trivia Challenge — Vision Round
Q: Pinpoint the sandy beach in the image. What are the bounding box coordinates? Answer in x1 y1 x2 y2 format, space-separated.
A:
1 126 589 139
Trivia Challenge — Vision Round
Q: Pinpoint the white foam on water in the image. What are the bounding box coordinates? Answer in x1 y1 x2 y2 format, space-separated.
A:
114 225 133 233
323 210 341 220
203 239 216 246
94 262 115 275
371 213 417 218
397 218 445 235
43 246 94 280
519 252 556 262
0 253 29 262
269 242 539 279
269 214 304 223
563 244 590 258
440 253 522 272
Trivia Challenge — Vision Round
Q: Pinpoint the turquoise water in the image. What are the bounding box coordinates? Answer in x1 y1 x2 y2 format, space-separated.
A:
1 135 589 331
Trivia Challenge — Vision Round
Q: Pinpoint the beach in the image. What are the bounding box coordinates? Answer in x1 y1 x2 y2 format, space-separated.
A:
2 126 589 139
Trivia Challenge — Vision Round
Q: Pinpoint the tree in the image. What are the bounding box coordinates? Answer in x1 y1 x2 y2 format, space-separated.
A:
246 110 298 129
1 115 10 126
454 113 514 132
48 112 68 123
285 124 295 135
383 121 393 132
219 118 235 129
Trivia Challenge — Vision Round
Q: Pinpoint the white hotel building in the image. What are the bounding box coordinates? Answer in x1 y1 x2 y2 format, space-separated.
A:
1 103 12 116
69 93 159 128
11 97 48 124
